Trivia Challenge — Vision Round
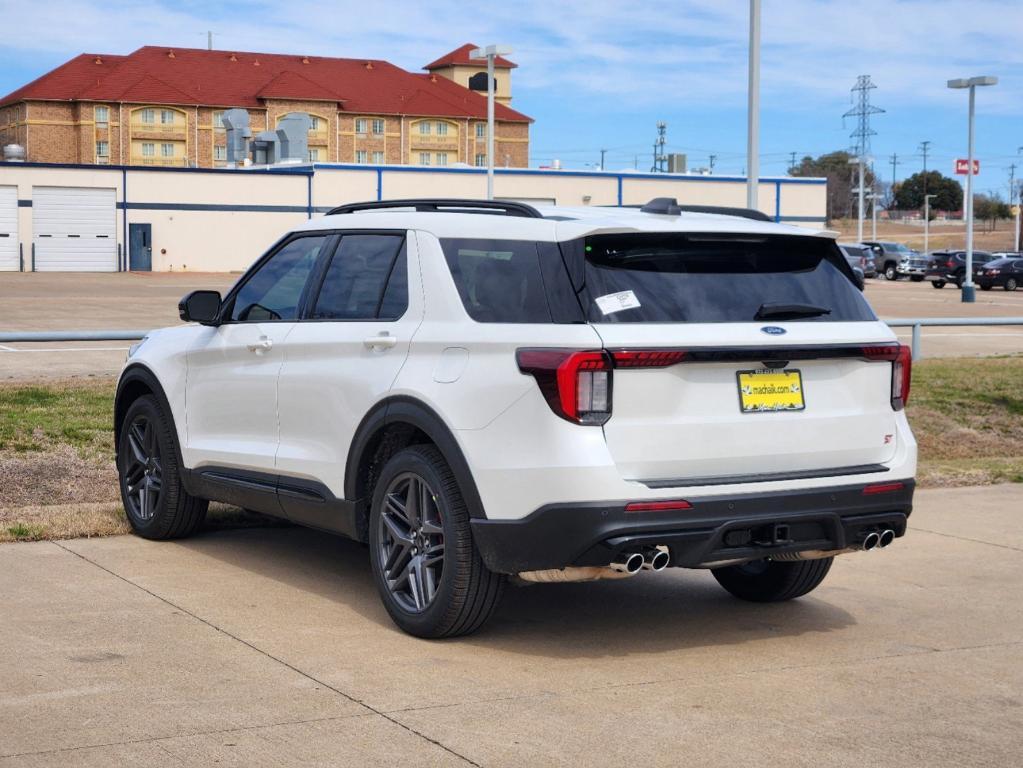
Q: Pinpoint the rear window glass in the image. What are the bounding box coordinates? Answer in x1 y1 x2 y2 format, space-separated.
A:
440 238 552 323
574 233 875 323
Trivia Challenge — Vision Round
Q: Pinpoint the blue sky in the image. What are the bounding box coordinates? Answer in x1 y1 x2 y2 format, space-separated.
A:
2 0 1021 196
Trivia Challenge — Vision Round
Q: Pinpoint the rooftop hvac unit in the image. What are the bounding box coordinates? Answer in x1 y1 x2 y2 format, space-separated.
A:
667 153 687 173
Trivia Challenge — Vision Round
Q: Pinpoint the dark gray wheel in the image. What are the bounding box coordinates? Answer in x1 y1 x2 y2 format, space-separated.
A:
712 557 833 602
1005 277 1018 292
117 396 206 539
932 280 945 289
369 445 504 638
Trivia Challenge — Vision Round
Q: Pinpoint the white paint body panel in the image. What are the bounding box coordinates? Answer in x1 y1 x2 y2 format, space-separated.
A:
32 186 117 271
0 186 17 271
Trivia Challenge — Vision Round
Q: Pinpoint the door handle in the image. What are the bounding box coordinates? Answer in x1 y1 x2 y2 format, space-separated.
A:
247 336 273 353
364 333 397 350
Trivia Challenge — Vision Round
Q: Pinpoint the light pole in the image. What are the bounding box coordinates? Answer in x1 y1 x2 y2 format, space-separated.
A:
471 44 512 201
947 75 997 303
746 0 760 210
868 191 879 240
923 193 937 256
848 156 867 243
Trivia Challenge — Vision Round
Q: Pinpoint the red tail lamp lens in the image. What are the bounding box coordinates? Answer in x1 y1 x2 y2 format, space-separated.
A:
863 481 905 495
611 349 687 368
625 500 693 512
517 349 611 425
861 343 911 410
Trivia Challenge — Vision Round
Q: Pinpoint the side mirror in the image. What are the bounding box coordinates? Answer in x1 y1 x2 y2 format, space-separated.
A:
179 290 222 325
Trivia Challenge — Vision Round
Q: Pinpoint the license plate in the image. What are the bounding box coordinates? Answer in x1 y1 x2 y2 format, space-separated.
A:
736 369 805 413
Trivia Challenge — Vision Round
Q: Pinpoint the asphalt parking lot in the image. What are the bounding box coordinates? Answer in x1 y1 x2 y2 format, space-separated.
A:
1 272 1022 380
1 484 1020 767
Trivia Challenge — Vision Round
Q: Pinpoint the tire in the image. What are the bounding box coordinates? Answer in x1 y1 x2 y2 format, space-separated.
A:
884 263 898 281
117 395 207 540
954 272 964 289
910 275 924 282
711 557 833 603
932 280 945 289
368 445 505 638
980 284 992 291
1006 278 1018 292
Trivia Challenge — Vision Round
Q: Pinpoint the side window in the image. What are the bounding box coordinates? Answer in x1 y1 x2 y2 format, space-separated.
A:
228 236 327 322
439 238 552 323
310 235 407 320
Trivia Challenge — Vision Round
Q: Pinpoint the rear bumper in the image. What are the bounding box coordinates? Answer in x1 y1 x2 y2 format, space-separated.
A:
471 480 915 574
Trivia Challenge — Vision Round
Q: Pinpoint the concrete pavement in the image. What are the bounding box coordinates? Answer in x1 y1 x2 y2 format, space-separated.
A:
1 484 1021 766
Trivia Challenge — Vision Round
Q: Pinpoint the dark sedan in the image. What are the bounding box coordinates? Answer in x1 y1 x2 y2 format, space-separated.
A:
977 256 1023 291
924 250 994 289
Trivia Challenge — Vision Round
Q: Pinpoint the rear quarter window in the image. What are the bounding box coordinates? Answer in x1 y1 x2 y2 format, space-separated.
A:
568 233 875 323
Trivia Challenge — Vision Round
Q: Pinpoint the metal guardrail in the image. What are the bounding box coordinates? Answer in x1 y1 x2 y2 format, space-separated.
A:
882 317 1023 361
3 318 1023 362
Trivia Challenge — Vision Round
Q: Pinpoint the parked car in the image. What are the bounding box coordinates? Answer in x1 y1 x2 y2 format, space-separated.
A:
862 241 928 281
839 243 874 286
976 256 1023 291
925 250 995 288
114 197 916 638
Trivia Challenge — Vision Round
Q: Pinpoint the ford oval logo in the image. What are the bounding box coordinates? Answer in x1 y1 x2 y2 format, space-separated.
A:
760 326 787 336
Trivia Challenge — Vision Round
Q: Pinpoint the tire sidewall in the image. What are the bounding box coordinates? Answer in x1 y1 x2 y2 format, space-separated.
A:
117 396 176 537
368 448 466 636
1006 278 1018 291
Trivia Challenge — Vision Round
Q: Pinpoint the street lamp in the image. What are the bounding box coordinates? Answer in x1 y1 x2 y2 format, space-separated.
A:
848 156 870 243
947 75 998 303
470 44 512 201
923 193 937 256
746 0 761 210
867 191 880 240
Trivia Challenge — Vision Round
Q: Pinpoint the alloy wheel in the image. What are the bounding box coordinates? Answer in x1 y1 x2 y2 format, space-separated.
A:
122 415 162 521
377 472 445 613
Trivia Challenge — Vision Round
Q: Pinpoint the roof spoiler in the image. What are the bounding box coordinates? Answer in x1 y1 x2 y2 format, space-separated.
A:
639 197 772 222
326 198 542 218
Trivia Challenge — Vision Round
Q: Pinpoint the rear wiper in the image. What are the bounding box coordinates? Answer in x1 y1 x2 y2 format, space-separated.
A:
755 303 831 320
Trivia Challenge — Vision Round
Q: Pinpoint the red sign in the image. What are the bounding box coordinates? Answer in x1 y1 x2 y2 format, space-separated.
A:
955 158 980 175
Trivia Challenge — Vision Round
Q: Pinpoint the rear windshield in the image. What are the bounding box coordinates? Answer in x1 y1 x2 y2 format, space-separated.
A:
573 233 875 323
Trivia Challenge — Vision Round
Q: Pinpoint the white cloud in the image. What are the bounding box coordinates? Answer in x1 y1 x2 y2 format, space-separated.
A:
6 0 1022 114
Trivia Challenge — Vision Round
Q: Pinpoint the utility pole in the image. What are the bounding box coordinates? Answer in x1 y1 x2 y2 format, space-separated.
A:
746 0 761 209
709 154 717 174
918 140 931 205
889 153 899 186
788 151 797 172
844 75 884 243
599 149 606 171
650 122 667 173
207 31 214 50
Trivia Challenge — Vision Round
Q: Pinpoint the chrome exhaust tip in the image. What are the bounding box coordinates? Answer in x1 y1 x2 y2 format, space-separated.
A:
642 548 670 572
862 531 881 551
611 552 645 574
877 529 895 549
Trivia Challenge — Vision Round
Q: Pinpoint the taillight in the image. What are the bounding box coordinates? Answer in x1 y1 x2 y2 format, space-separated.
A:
946 258 955 268
517 349 612 425
610 349 687 367
861 344 911 410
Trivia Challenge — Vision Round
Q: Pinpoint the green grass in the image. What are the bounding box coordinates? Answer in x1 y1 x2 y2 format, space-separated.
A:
6 522 46 541
0 380 114 455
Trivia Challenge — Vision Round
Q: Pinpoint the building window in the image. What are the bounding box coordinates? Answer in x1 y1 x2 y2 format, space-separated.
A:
309 116 321 131
161 143 174 157
371 151 384 164
436 152 448 166
142 142 155 157
418 122 431 135
96 141 109 162
141 109 155 124
355 118 367 135
214 145 226 162
355 150 368 164
160 109 175 125
308 148 320 162
476 123 486 138
213 110 225 130
475 153 487 167
436 122 448 136
95 106 109 125
419 152 431 165
371 119 384 135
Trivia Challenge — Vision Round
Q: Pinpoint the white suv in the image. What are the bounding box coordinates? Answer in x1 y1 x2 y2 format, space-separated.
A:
115 198 917 637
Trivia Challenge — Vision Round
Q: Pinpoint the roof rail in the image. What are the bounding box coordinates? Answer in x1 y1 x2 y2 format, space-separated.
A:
326 198 543 218
639 197 772 222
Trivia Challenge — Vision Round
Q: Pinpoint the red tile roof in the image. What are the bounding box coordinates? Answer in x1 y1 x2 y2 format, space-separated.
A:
424 44 517 71
0 45 530 122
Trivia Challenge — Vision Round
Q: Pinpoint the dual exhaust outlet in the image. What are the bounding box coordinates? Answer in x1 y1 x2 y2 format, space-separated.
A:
611 547 669 574
862 528 896 551
516 547 669 583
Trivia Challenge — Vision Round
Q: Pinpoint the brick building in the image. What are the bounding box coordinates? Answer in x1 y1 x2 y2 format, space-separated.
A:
0 43 530 168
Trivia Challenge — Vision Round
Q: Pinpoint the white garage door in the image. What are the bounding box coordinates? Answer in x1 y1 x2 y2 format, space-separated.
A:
0 186 17 271
32 186 117 271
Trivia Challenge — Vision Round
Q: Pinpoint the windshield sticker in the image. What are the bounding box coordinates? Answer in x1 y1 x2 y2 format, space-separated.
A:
595 290 641 315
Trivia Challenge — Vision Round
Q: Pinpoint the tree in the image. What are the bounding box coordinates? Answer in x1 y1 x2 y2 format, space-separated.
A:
894 171 963 212
789 151 876 222
972 194 1011 231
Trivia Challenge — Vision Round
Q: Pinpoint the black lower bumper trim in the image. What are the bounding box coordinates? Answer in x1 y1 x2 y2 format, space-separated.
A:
471 480 915 574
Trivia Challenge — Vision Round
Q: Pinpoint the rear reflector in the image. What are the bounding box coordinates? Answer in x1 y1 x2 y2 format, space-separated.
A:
625 500 693 512
862 481 905 495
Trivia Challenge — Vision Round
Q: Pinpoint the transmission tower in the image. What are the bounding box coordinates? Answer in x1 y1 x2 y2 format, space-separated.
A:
650 122 667 173
843 75 884 239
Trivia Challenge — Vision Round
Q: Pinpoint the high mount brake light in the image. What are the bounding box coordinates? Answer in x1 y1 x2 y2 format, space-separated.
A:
860 344 911 410
517 349 612 425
